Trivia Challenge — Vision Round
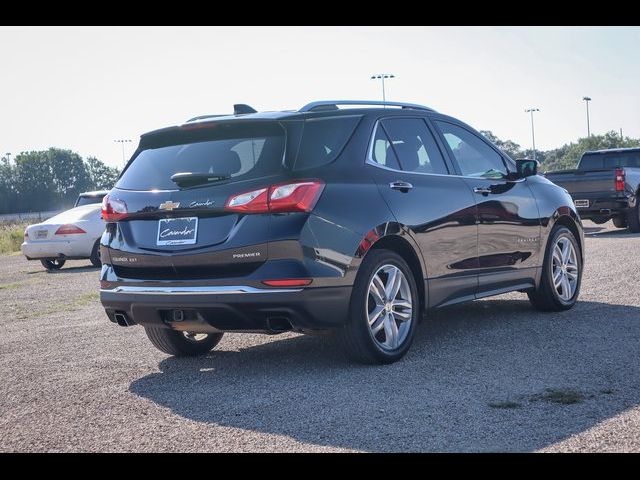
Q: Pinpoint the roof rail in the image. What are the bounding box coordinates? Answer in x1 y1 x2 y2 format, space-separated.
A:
299 100 434 112
186 114 227 122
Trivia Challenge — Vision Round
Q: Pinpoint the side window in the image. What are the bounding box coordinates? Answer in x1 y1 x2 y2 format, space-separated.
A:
435 121 508 178
380 118 448 174
371 122 401 170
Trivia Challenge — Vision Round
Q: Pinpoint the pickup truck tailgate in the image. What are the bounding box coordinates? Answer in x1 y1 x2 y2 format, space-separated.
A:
546 169 614 196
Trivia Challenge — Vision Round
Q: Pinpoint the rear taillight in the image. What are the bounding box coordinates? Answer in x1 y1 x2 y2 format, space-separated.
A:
23 229 28 240
225 188 269 213
225 180 325 214
55 224 86 235
101 194 128 221
615 168 625 192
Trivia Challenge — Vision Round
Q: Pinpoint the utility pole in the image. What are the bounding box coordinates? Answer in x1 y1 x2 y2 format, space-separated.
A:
620 128 624 140
525 108 540 162
582 96 592 137
114 139 132 166
370 74 395 103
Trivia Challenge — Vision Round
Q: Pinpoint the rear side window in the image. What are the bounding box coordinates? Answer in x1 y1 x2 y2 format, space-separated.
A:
294 116 361 170
371 122 401 170
580 152 640 169
578 155 604 170
380 118 448 174
116 122 285 190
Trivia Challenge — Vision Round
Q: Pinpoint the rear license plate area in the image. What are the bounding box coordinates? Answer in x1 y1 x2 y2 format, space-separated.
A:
156 217 198 246
574 199 589 208
36 230 48 239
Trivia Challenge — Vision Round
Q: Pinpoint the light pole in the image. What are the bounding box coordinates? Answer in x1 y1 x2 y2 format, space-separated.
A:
114 139 132 166
583 96 591 137
370 74 395 103
525 108 539 162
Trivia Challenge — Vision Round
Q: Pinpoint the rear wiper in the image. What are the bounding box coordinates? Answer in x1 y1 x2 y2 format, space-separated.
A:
170 172 231 187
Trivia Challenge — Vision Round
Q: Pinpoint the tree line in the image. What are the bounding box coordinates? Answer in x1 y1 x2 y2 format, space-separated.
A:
480 130 640 171
0 148 120 214
2 131 639 215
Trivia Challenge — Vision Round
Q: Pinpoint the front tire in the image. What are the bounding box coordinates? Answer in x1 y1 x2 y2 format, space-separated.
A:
340 249 419 364
528 226 582 311
612 216 627 229
41 258 65 270
144 327 224 356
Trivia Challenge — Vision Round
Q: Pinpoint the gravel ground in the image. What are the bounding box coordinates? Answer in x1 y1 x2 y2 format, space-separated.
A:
1 221 639 452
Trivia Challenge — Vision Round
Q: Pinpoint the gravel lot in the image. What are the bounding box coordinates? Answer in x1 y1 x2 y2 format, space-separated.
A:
1 221 640 452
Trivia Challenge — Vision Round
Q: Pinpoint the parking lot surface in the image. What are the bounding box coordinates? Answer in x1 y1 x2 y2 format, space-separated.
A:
1 221 639 452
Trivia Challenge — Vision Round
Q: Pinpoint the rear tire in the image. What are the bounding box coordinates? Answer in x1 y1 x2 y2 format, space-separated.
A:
339 249 419 364
612 216 627 229
90 240 102 267
528 226 582 311
627 204 640 233
144 327 224 357
41 258 65 270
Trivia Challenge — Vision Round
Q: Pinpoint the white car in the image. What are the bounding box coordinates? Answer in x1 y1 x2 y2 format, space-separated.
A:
21 204 105 270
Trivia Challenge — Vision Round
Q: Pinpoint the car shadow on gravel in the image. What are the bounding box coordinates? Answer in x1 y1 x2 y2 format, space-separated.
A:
129 298 640 452
26 265 99 275
586 228 640 238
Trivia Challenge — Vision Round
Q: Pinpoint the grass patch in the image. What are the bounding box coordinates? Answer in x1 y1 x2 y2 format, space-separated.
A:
0 281 23 290
488 401 522 409
0 222 27 254
74 292 99 307
540 388 584 405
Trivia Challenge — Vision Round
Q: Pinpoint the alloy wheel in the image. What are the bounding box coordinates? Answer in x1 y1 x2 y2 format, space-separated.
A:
366 264 413 350
552 236 579 301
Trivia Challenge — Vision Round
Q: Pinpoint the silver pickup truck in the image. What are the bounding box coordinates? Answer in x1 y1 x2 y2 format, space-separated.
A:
545 148 640 232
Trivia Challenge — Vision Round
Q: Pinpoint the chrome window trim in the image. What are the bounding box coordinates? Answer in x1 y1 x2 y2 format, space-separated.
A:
100 285 303 295
365 118 525 183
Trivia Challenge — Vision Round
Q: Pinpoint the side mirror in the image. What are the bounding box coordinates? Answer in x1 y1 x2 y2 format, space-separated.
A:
516 159 538 178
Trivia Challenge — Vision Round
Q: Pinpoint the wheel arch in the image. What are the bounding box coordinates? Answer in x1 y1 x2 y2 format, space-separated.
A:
548 210 584 262
354 224 427 311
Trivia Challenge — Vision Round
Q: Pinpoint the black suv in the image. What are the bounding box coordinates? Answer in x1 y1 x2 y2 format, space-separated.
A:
100 100 584 364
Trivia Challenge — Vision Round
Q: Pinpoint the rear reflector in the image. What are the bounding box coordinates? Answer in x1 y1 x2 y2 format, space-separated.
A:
262 279 313 287
101 194 128 222
225 180 325 214
55 224 86 235
615 168 625 192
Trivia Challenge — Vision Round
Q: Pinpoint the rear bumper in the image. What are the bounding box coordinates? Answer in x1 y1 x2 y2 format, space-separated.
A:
572 194 635 218
21 238 94 260
100 283 352 332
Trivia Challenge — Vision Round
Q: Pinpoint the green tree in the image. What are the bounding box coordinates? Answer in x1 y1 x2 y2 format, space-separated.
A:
47 148 92 206
85 156 120 190
0 156 17 214
13 151 57 212
480 130 523 159
542 131 640 172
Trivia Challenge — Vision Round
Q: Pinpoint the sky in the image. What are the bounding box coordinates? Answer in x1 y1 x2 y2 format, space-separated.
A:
1 26 639 168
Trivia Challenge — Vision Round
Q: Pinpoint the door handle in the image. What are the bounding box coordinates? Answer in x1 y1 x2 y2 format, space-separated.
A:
473 186 492 195
389 181 413 192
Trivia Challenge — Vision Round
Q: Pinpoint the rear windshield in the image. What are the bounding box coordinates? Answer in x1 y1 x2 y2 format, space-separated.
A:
75 195 104 207
116 122 286 191
579 152 640 170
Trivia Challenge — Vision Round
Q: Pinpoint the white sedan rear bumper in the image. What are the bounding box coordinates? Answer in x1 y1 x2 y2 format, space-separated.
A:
21 237 96 260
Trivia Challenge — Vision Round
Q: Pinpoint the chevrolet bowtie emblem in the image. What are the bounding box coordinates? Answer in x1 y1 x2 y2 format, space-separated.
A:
159 201 180 211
